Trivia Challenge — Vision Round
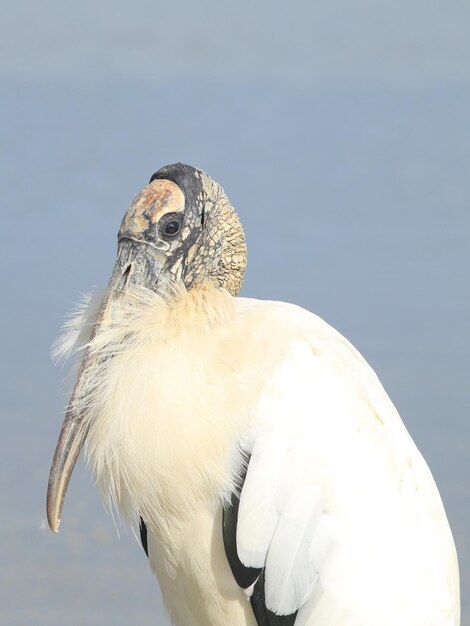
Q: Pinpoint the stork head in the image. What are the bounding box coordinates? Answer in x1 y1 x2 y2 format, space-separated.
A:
46 163 246 532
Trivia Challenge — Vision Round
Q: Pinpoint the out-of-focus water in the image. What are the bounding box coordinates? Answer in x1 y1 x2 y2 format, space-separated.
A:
1 2 469 624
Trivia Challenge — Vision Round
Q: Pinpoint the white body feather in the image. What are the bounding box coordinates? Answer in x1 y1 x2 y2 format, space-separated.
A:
61 283 460 626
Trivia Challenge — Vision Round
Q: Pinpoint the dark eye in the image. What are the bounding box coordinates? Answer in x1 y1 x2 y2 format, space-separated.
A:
161 215 182 238
165 220 180 236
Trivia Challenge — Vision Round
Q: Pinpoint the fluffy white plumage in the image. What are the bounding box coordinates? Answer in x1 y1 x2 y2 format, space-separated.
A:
58 282 460 626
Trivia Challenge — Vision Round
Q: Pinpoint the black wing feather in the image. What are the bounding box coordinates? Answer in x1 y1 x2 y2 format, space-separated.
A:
139 516 149 558
223 486 263 588
222 455 298 626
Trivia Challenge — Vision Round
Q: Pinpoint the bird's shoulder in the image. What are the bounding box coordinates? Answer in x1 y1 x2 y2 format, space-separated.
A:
234 295 372 365
233 296 393 420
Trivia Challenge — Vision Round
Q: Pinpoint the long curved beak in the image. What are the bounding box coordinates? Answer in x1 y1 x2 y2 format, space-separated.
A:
46 239 166 532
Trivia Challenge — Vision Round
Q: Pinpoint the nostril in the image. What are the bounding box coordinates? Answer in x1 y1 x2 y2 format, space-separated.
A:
119 264 132 291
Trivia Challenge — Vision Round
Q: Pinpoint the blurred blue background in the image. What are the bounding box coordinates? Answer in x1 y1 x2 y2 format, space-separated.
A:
1 1 469 624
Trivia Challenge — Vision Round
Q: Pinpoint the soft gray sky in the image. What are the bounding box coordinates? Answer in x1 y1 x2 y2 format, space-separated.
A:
2 0 470 86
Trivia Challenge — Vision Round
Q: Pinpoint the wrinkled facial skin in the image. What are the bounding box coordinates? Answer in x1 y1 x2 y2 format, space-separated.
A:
119 179 185 247
118 178 200 282
117 169 213 290
118 180 185 238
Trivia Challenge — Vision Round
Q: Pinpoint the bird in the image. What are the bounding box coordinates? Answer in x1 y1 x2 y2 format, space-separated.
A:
47 163 460 626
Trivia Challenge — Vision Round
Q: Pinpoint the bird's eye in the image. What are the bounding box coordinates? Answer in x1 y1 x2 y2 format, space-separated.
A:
165 220 180 236
160 215 182 239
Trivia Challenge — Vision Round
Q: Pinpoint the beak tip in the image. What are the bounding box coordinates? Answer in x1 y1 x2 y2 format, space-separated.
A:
46 488 62 534
47 511 61 533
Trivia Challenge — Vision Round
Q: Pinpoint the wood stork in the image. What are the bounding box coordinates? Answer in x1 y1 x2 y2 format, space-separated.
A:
47 163 460 626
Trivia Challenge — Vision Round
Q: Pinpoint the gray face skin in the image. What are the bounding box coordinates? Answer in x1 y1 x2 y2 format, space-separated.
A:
114 173 202 295
46 163 247 532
